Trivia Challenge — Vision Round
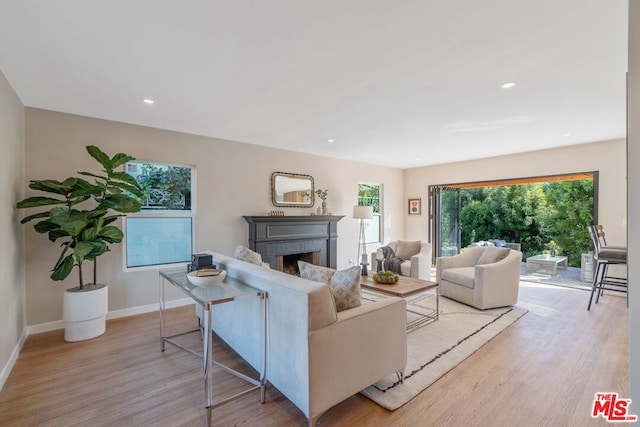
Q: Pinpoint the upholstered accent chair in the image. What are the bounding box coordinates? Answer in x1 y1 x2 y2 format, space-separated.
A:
371 240 432 280
436 246 522 310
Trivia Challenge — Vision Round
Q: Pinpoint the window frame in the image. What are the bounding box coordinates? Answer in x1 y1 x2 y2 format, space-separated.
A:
123 160 197 271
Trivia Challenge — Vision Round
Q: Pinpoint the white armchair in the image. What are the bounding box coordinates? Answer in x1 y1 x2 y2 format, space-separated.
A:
371 240 432 280
436 246 522 310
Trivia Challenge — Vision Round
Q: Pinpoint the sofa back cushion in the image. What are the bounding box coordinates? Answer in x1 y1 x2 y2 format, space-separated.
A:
395 240 421 260
298 261 361 312
477 246 510 265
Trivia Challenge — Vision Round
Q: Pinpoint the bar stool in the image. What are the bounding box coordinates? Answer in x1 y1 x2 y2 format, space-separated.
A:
587 225 627 310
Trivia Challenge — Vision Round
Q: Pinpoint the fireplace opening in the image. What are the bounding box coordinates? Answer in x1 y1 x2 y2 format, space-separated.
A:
277 251 321 276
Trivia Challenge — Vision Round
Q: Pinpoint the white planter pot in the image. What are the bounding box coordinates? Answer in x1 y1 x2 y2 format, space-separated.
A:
63 284 108 342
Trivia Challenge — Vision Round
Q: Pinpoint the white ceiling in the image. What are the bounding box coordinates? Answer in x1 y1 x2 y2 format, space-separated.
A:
0 1 628 169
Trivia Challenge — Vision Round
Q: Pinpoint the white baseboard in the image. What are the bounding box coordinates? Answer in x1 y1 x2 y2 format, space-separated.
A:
3 298 194 393
0 327 28 391
26 297 194 335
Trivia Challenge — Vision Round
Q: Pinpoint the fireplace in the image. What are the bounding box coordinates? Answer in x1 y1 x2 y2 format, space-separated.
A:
243 215 344 273
278 251 322 275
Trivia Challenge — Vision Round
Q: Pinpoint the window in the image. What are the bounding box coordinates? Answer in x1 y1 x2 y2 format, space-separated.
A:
358 183 382 244
124 161 195 268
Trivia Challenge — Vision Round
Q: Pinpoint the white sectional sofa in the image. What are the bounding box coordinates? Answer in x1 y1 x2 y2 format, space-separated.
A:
202 251 407 426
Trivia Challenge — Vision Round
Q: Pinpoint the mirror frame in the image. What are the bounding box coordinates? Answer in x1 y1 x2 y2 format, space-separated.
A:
271 172 315 207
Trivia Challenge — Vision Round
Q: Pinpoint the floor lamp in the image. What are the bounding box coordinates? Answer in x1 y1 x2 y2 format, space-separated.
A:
353 205 373 275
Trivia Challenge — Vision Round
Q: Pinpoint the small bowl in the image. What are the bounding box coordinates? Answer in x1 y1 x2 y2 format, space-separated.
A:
187 269 226 287
373 272 399 284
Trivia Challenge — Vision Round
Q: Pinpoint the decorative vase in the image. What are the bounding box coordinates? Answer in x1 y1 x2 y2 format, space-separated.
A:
63 284 108 342
322 200 327 214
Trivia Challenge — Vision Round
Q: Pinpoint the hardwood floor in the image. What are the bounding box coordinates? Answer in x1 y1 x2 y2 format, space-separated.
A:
0 281 628 426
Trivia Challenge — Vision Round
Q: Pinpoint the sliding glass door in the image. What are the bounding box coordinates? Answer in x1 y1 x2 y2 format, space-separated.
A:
429 186 461 261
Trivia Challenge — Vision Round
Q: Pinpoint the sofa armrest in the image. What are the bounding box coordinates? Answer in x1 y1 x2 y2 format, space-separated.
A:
409 243 432 280
307 297 407 419
474 250 523 307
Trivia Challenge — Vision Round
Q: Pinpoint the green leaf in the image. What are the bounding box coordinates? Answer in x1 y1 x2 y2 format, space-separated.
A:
20 211 50 224
83 226 98 241
34 220 59 234
78 171 107 181
51 255 74 281
74 242 94 262
110 153 135 169
99 226 123 243
103 215 120 226
28 179 76 195
109 171 142 189
49 208 90 236
86 145 112 171
48 229 69 242
86 241 109 259
17 196 66 209
101 194 141 213
109 181 144 198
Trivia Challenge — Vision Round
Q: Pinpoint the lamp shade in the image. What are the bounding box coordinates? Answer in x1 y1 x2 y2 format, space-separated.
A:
353 205 373 219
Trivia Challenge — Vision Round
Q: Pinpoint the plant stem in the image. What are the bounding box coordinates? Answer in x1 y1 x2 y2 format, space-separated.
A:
78 261 84 290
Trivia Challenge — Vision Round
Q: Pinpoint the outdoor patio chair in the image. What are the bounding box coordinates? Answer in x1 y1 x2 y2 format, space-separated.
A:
587 225 628 310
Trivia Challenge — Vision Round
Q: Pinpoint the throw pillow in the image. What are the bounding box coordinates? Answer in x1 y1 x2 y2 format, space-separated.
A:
234 245 263 266
477 246 510 265
395 240 421 260
298 261 361 312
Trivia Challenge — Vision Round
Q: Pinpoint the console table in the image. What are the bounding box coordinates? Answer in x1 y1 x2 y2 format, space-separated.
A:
159 269 268 425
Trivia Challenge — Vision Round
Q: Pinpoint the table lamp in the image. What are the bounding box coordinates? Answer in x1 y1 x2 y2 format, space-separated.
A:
353 205 373 275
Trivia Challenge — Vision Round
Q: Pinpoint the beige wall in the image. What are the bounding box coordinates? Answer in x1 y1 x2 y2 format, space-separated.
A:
23 108 405 326
628 0 639 406
0 71 26 386
404 139 628 246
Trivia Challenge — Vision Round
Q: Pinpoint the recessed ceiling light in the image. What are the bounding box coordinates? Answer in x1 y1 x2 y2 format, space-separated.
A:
563 133 572 137
143 98 155 104
327 139 335 143
416 158 422 161
501 82 516 89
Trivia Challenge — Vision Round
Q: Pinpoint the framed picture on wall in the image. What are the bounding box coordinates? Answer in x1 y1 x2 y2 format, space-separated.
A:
408 198 421 215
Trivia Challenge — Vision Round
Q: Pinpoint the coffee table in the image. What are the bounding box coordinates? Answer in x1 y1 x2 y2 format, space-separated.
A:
526 255 568 275
360 274 439 332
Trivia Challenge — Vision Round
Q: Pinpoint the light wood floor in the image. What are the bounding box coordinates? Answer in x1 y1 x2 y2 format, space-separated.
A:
0 281 628 427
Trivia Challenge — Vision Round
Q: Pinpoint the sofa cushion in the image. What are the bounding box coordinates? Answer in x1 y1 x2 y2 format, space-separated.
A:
234 245 264 266
441 266 476 289
477 246 510 265
395 240 421 260
298 261 362 312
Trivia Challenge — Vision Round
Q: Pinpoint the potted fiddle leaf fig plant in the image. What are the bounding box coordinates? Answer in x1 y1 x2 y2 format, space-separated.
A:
17 145 143 342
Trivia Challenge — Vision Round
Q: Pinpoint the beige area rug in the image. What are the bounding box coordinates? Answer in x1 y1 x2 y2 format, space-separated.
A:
360 293 527 410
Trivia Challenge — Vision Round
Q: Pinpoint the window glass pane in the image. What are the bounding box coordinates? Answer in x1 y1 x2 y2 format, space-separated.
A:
126 162 192 211
359 183 382 244
358 184 380 213
126 217 192 268
364 215 381 244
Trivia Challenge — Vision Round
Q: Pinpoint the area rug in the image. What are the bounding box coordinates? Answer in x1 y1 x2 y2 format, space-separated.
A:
360 293 527 410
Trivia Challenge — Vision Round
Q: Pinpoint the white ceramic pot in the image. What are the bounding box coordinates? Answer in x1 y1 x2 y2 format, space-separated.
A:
63 284 108 342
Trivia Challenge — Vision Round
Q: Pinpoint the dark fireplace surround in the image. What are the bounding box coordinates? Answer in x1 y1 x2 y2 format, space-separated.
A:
243 216 344 274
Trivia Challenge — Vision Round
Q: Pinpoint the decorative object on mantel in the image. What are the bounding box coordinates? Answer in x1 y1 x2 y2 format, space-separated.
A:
353 205 374 275
269 210 285 216
271 171 314 207
316 189 328 214
408 198 421 215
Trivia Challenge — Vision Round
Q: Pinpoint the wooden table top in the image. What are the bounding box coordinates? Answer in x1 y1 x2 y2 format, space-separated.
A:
359 274 438 298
